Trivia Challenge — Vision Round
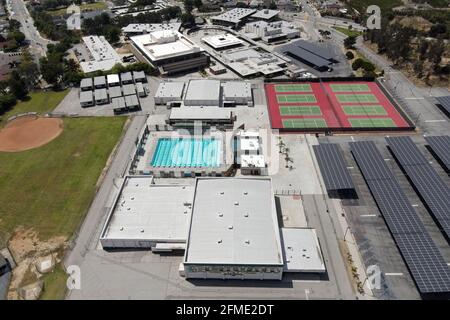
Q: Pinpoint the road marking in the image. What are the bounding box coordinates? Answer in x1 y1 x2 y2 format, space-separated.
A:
385 273 404 276
404 97 424 100
412 204 419 207
360 214 377 217
447 263 450 266
425 120 447 123
347 166 354 169
304 289 310 300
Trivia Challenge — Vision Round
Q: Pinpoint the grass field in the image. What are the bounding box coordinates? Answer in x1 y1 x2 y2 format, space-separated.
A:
280 105 322 116
332 27 363 37
336 93 378 103
343 105 387 116
349 118 396 127
0 116 126 240
330 84 370 92
0 116 126 299
275 84 312 92
277 94 317 103
282 118 327 128
0 90 69 127
47 2 107 16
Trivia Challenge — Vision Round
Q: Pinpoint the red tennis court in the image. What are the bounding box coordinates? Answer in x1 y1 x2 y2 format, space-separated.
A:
265 81 413 131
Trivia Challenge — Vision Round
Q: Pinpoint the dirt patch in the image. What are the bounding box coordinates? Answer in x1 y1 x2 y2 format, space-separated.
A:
0 116 63 152
7 227 66 300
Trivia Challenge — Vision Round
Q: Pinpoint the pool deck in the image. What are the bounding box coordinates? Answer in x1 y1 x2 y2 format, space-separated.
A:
135 130 234 177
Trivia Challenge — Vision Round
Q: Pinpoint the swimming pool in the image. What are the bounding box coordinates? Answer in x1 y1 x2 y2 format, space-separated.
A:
151 138 222 168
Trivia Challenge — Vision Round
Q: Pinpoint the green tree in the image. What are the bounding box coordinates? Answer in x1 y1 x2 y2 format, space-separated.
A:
193 0 202 9
361 61 375 72
0 94 17 114
8 71 28 99
352 58 364 71
346 51 354 60
184 0 194 13
40 57 64 87
344 35 356 49
18 49 40 90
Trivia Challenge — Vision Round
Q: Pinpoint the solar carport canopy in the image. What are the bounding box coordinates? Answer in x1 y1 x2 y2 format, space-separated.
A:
295 40 335 61
386 136 450 241
425 135 450 172
350 140 450 295
435 96 450 116
313 143 354 191
283 43 331 70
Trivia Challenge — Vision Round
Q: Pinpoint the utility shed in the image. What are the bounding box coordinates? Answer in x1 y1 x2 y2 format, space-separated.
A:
94 76 107 88
100 176 195 249
125 94 140 110
222 81 253 106
154 82 185 105
183 177 284 280
94 88 109 104
280 228 326 273
112 96 126 109
133 70 146 83
80 90 94 107
184 79 221 106
107 74 120 87
109 86 122 99
120 72 133 84
136 82 147 97
122 83 136 96
80 78 93 91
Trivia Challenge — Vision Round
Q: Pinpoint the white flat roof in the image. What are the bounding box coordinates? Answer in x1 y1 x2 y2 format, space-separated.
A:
155 81 185 99
122 22 181 34
223 47 286 77
281 228 326 273
202 33 244 49
241 155 266 168
222 81 252 100
81 35 121 73
251 9 280 20
184 178 283 265
184 79 221 104
101 177 194 242
80 90 93 103
212 8 257 24
107 74 120 84
130 30 203 62
170 107 231 120
240 138 260 151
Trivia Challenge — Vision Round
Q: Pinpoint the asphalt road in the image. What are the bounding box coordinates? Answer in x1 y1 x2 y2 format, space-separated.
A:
7 0 53 60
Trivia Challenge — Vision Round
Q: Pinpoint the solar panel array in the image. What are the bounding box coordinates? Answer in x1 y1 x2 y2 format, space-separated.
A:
386 136 450 241
283 44 331 69
435 96 450 117
313 144 355 191
350 141 450 295
425 135 450 173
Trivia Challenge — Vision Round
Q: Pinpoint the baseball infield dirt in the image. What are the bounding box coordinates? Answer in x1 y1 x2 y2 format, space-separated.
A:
0 116 63 152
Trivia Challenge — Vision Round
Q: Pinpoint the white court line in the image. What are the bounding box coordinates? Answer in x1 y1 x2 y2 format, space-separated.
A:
425 120 447 123
385 273 404 276
360 214 377 217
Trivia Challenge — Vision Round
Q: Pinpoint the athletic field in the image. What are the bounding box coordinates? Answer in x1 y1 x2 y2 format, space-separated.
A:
265 81 412 131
